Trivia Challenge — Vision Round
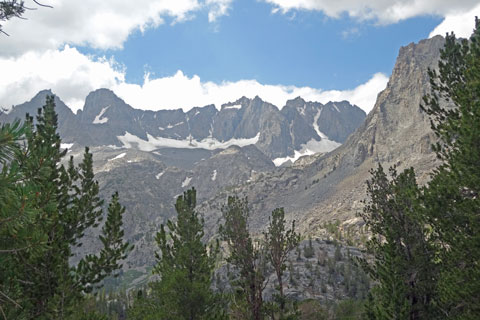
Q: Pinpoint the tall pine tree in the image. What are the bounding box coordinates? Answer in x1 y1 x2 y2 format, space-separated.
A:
220 196 267 320
421 18 480 319
359 166 438 319
360 18 480 320
264 208 300 319
0 96 130 319
131 187 221 320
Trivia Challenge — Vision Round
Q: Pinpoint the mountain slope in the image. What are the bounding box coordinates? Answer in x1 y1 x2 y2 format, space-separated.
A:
0 36 446 280
199 35 446 238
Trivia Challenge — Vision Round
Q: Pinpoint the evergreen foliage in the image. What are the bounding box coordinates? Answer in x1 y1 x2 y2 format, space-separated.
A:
129 187 222 320
0 0 25 35
220 196 267 320
359 166 437 319
0 0 51 35
361 19 480 319
0 96 129 319
264 207 300 319
421 18 480 319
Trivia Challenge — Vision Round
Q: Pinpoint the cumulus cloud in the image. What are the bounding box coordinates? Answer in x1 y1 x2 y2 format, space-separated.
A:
429 3 480 38
1 0 233 57
263 0 479 25
0 46 124 112
112 71 388 113
0 47 387 114
313 73 388 113
113 71 387 114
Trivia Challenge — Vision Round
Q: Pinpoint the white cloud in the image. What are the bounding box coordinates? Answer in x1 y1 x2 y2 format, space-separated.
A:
1 0 233 57
206 0 233 22
313 73 389 113
0 48 387 114
341 27 360 39
0 46 124 112
263 0 479 25
112 70 387 113
429 3 480 38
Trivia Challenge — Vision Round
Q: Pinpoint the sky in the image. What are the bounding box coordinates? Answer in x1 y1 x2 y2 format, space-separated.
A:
0 0 479 114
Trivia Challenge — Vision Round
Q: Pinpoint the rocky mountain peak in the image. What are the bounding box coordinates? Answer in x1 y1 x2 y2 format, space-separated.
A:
196 35 447 241
354 35 445 166
80 88 130 124
230 96 251 107
4 88 366 161
285 96 306 107
24 89 55 109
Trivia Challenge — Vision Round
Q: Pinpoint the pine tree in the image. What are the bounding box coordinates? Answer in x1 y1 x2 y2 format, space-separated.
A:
0 0 25 35
220 196 266 320
264 207 300 319
0 119 48 319
136 187 220 320
421 18 480 319
359 165 438 319
1 0 52 36
0 96 130 319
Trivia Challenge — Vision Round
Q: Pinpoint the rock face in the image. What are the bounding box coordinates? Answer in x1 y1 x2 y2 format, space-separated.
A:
0 36 446 292
281 98 366 147
1 90 365 161
198 36 446 239
0 89 80 140
1 87 366 275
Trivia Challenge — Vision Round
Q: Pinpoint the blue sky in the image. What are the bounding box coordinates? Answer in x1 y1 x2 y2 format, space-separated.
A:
1 0 479 113
86 1 440 89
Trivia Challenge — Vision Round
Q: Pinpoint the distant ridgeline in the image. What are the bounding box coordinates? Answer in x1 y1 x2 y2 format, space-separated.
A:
1 89 365 164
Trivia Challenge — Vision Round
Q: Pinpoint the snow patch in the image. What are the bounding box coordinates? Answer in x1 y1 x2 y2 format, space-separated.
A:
60 143 74 150
208 124 214 137
104 145 123 150
211 169 217 181
333 103 340 112
108 152 126 161
297 103 306 115
182 176 192 188
117 132 260 152
224 104 241 110
166 122 184 129
156 172 164 180
272 138 340 167
313 108 328 139
93 106 110 124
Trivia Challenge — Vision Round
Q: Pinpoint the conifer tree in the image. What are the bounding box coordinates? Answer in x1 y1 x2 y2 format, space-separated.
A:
140 187 220 320
359 165 438 319
264 208 300 319
0 120 46 319
220 196 267 320
0 0 25 35
0 96 130 319
421 18 480 319
1 0 52 35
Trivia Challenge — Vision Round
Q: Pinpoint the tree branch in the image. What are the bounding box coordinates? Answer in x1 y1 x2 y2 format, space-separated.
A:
0 289 21 308
32 0 52 8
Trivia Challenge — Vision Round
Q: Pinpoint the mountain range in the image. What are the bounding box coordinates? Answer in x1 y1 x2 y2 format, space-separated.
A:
0 35 446 292
1 89 365 162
